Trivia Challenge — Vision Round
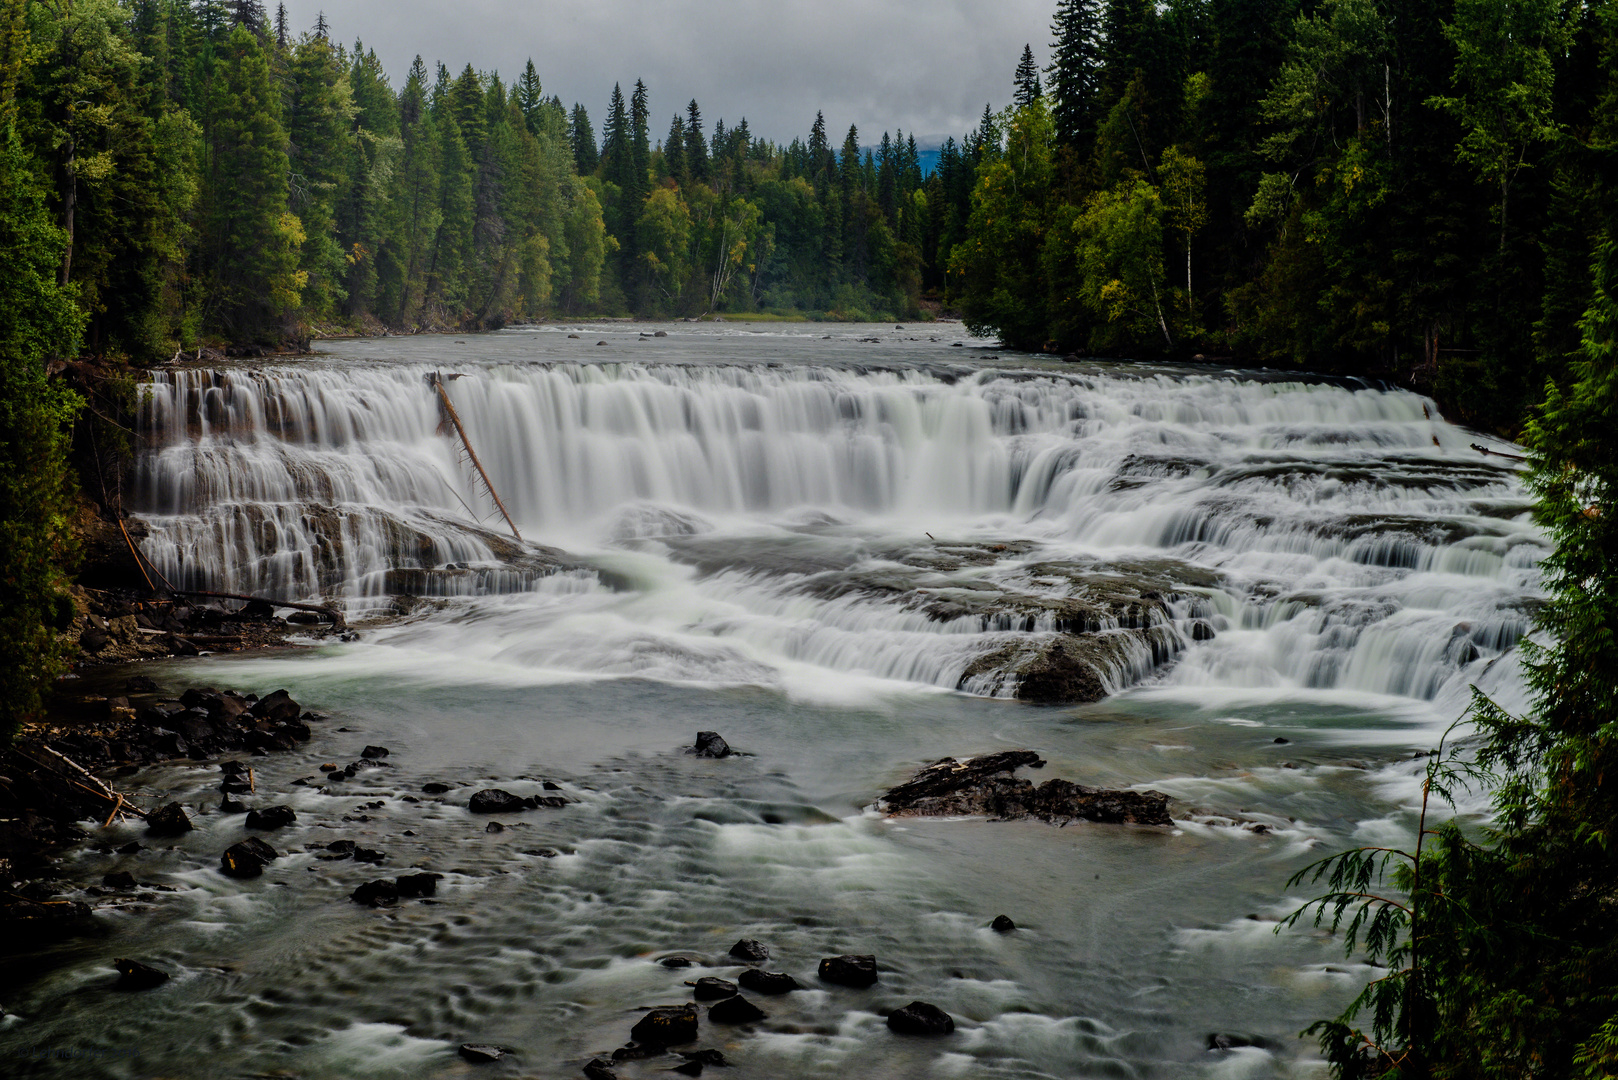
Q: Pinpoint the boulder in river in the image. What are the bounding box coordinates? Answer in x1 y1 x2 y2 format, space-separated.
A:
396 872 443 898
113 958 170 990
360 745 389 759
220 837 277 878
876 750 1171 826
145 802 193 836
583 1058 618 1080
629 1004 698 1046
351 879 399 907
886 1000 954 1035
991 915 1017 933
818 954 878 987
737 969 801 994
692 977 737 1000
457 1043 507 1063
707 994 766 1024
245 805 296 830
690 731 732 758
422 782 451 794
728 938 768 962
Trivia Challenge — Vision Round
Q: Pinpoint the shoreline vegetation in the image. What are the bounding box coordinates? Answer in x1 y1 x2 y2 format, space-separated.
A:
0 1 1616 1077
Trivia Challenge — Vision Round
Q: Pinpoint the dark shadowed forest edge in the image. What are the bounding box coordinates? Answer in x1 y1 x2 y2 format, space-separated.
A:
1 1 1618 1078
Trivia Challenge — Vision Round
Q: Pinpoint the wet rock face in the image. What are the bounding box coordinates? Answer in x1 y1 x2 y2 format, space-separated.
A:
706 995 766 1024
145 802 194 836
887 1000 954 1035
112 958 170 991
878 751 1172 826
691 977 736 1000
690 731 732 758
220 838 277 878
728 939 768 962
629 1004 699 1046
737 969 801 994
818 954 878 988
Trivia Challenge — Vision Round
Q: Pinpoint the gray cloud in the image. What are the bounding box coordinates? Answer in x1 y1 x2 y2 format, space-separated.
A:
279 0 1053 145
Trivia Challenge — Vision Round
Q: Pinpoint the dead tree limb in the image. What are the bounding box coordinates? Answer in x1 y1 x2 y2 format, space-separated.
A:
1471 443 1528 463
428 372 522 539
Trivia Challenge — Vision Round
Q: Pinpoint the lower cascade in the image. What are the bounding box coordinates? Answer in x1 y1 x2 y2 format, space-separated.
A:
132 342 1540 707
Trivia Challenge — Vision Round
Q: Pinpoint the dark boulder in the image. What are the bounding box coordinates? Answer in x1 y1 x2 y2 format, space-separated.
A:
250 689 300 722
457 1043 507 1063
991 915 1017 933
112 958 170 991
1207 1033 1273 1052
245 805 296 830
887 1001 954 1035
737 969 801 995
678 1050 729 1067
468 788 532 813
219 795 248 814
611 1043 659 1062
877 750 1171 827
350 879 399 907
629 1004 698 1046
818 954 877 987
352 847 385 864
728 939 768 962
583 1058 618 1080
691 977 736 1000
360 745 389 759
660 956 693 969
397 873 442 898
326 840 356 854
691 731 732 758
102 871 137 890
707 995 766 1024
220 838 276 878
126 675 159 693
673 1061 703 1077
423 782 451 794
146 802 194 837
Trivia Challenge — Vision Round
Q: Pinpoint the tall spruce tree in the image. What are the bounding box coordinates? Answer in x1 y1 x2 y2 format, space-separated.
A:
1014 43 1043 108
1049 0 1103 155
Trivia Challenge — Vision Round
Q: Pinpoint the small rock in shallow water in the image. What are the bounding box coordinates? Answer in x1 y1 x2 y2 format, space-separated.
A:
116 841 142 854
678 1049 729 1067
660 956 693 968
1207 1033 1271 1052
691 731 732 758
728 939 768 962
991 915 1017 933
457 1043 507 1063
887 1000 954 1035
245 805 296 830
146 802 193 836
220 838 277 878
468 788 531 813
737 969 800 994
672 1062 703 1077
583 1058 618 1080
485 821 506 833
326 840 356 854
707 995 766 1024
350 879 398 906
611 1043 658 1062
818 954 877 987
691 977 736 1000
102 871 137 890
422 782 451 794
396 873 442 898
360 745 389 759
352 847 385 864
629 1004 698 1046
112 958 170 991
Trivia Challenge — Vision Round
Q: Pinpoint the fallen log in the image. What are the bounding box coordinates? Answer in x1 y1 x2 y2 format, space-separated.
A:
8 746 148 821
429 372 522 539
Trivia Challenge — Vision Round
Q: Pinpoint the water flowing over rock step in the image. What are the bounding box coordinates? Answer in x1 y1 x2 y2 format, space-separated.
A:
878 750 1172 826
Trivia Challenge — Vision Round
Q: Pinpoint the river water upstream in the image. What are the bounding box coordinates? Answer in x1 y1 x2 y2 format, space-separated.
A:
1 323 1541 1079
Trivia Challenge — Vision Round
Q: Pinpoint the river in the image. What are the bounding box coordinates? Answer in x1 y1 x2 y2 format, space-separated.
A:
0 323 1541 1079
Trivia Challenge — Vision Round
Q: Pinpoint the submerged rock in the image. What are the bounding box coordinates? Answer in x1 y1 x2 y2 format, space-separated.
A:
629 1004 698 1046
991 915 1017 933
728 939 768 962
350 879 398 907
737 969 800 994
145 802 194 837
397 873 443 898
887 1000 954 1035
877 750 1171 826
818 954 877 987
112 958 170 990
220 837 277 878
468 788 528 813
706 994 766 1024
457 1043 507 1063
691 977 737 1000
690 731 732 758
245 805 296 830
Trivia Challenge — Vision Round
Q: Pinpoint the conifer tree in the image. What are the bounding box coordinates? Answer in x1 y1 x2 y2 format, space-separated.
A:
684 98 707 182
515 59 543 135
568 102 597 173
663 113 686 184
1049 0 1103 154
1014 43 1042 108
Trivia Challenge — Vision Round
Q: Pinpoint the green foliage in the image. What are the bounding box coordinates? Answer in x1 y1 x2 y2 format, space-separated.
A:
0 120 83 737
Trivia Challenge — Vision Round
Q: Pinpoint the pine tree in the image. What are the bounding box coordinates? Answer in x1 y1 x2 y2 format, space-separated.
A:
1049 0 1103 154
1014 43 1043 108
684 98 707 182
515 59 543 135
664 113 686 184
568 102 597 173
286 28 351 319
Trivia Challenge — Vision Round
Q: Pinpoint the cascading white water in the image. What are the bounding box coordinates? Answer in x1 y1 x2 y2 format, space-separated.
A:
133 348 1542 709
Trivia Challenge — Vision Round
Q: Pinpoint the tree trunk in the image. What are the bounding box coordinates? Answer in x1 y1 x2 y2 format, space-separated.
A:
59 133 75 287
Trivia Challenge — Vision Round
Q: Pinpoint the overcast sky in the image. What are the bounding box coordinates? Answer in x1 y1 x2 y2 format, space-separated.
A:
277 0 1055 146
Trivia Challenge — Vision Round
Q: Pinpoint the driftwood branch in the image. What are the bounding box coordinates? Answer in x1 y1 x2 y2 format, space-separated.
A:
429 372 522 539
9 746 148 821
1471 443 1527 463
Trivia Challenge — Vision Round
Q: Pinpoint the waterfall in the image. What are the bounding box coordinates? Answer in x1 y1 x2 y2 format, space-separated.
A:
133 356 1542 707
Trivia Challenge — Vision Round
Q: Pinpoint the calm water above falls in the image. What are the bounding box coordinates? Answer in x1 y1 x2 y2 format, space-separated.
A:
3 324 1541 1078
